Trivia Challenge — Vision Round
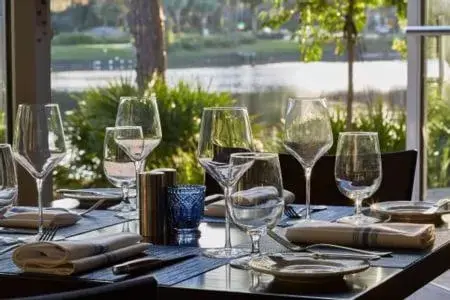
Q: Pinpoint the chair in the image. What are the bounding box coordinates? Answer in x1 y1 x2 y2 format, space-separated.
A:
205 150 418 206
13 275 157 300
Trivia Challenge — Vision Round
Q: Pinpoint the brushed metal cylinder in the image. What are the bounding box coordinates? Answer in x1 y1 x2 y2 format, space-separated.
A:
138 171 166 243
152 168 177 187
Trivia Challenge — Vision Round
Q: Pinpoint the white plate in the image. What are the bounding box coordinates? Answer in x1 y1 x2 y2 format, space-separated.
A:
248 254 370 283
370 201 450 223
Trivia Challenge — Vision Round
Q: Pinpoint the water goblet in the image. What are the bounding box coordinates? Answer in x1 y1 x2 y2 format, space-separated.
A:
335 132 382 225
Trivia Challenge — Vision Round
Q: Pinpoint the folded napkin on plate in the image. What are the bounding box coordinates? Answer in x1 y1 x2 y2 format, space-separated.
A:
0 207 81 229
13 232 149 275
204 187 295 217
285 221 435 250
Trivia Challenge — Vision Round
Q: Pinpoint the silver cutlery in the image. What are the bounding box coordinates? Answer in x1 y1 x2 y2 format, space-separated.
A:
269 252 380 261
112 254 197 275
56 189 118 196
424 198 450 214
0 224 59 255
284 205 328 219
267 230 392 257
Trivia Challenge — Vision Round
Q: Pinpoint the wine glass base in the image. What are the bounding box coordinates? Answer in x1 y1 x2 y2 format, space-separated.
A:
229 255 257 270
115 210 138 220
202 247 249 259
108 202 131 212
336 214 382 225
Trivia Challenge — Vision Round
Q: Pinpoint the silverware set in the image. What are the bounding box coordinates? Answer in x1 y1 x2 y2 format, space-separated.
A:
283 205 328 219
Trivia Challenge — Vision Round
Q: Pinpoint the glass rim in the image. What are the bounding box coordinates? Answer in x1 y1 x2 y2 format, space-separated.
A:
338 131 378 136
288 96 327 102
230 152 278 159
17 103 59 107
203 107 247 111
168 184 206 191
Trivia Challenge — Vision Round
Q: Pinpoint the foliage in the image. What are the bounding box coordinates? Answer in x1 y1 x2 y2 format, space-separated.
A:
54 79 234 189
169 32 256 51
52 32 131 45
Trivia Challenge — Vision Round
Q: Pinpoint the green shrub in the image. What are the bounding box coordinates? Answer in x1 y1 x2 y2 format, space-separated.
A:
52 32 131 46
54 79 233 189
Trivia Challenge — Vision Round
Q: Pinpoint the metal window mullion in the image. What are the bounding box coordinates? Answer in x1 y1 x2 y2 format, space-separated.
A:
406 0 424 201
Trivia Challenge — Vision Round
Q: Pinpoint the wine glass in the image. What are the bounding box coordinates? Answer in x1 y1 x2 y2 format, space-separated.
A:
12 104 66 237
115 96 162 219
103 127 137 217
334 132 382 225
283 97 333 221
227 152 284 269
0 144 18 214
197 107 253 259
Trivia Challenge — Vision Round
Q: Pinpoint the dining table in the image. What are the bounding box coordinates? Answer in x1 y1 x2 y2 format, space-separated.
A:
0 205 448 300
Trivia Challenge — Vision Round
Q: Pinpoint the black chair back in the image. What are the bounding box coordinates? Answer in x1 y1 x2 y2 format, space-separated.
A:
15 276 157 300
205 150 418 206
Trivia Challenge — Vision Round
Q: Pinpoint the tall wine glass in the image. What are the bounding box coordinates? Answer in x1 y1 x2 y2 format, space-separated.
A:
115 96 162 219
103 127 137 217
197 107 253 259
12 104 66 237
335 132 382 225
283 97 333 221
227 152 284 269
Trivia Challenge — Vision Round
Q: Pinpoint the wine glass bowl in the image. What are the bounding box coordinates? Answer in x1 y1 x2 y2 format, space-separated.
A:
197 107 253 259
12 104 67 236
283 97 333 221
334 132 382 225
227 152 284 269
0 144 18 213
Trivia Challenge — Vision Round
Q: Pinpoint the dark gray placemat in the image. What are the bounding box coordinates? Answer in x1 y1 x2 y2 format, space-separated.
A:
0 245 228 286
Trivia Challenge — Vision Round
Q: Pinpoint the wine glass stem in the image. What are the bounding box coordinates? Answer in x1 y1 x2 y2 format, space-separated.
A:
224 186 232 250
121 184 130 210
36 178 44 235
355 197 363 218
304 167 312 220
134 159 145 213
249 231 261 255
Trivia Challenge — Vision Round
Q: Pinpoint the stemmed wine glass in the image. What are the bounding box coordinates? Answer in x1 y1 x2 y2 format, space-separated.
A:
115 96 162 219
12 104 66 237
0 144 18 214
103 127 137 217
283 97 333 221
197 107 253 259
227 152 284 269
334 132 382 225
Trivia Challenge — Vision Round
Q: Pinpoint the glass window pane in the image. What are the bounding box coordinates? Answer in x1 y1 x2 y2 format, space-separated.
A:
0 0 7 142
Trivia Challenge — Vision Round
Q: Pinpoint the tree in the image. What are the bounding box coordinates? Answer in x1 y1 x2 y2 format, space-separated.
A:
126 0 167 91
164 0 189 35
193 0 219 36
241 0 264 33
262 0 406 130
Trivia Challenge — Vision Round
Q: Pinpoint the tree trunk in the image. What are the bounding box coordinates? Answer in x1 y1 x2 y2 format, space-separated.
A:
345 0 355 131
126 0 167 91
250 4 258 33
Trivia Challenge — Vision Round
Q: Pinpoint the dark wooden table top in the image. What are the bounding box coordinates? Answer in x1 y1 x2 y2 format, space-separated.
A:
0 210 449 300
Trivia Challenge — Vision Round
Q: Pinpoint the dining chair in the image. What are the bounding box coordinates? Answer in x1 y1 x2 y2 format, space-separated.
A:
14 275 157 300
205 150 418 206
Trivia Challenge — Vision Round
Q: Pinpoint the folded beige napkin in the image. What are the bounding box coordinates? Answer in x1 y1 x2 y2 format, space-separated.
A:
204 188 295 217
13 232 149 275
285 221 435 250
0 207 81 229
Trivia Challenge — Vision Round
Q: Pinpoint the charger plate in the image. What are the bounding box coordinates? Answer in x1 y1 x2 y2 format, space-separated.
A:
248 254 370 283
370 201 450 223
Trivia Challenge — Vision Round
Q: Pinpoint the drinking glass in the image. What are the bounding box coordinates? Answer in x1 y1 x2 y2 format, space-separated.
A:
227 152 284 269
12 104 66 236
197 107 253 259
0 144 18 214
335 132 382 225
103 127 137 217
283 97 333 221
115 96 162 219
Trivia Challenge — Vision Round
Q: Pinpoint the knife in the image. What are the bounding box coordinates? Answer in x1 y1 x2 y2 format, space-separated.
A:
0 228 37 235
112 254 197 275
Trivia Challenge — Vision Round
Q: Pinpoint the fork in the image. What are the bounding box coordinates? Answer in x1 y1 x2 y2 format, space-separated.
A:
0 224 59 255
267 229 392 257
284 205 304 218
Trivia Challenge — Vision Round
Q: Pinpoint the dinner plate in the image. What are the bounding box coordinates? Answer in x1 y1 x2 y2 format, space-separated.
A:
370 201 450 223
56 188 136 208
248 254 370 283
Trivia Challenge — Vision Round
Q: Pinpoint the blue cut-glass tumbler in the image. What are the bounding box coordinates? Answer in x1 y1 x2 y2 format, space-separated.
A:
168 185 205 234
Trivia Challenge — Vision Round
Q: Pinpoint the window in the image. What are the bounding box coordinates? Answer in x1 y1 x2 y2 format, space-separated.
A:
0 0 7 143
